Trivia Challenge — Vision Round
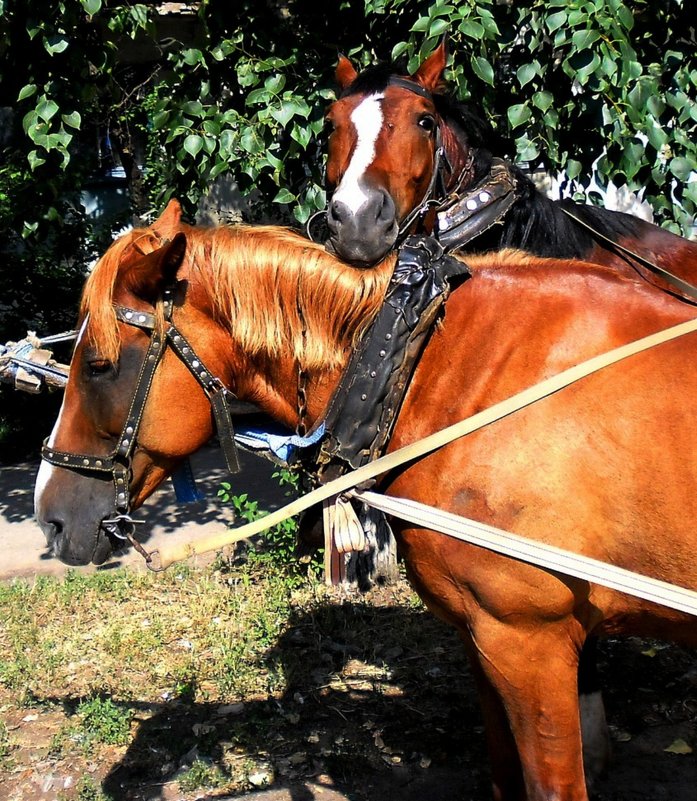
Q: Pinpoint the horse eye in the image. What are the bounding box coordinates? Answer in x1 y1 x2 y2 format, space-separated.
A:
88 359 113 376
418 115 436 133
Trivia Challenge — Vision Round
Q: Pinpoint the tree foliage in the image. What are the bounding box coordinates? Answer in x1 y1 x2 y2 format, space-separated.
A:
3 0 695 235
0 0 695 455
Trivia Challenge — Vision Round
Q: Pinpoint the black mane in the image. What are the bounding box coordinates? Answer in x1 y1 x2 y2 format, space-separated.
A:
427 87 644 259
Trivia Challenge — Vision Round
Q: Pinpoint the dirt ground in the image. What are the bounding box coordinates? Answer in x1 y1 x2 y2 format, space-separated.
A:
1 579 695 801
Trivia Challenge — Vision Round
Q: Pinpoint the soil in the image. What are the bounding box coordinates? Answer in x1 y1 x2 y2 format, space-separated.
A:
1 582 695 801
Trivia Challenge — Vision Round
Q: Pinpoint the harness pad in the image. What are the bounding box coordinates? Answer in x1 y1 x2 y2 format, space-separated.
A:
318 236 469 472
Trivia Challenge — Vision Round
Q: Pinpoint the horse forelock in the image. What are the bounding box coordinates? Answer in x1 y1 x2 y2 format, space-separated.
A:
188 225 394 371
80 228 164 363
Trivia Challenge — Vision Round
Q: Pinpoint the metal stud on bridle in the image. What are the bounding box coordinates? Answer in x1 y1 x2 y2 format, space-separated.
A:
41 287 242 560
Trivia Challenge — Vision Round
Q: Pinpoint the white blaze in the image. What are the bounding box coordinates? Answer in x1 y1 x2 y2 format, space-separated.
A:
34 316 89 512
332 93 384 214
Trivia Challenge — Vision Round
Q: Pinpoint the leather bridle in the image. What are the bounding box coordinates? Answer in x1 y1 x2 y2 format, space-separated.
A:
384 76 454 244
41 284 242 556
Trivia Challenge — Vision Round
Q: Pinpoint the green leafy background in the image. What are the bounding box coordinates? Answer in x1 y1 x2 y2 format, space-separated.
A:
1 0 695 454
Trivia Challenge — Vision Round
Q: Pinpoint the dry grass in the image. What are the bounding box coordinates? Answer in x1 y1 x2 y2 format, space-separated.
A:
0 561 481 799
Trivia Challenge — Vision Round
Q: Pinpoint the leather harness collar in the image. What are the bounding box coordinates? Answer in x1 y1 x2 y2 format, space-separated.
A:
41 285 242 555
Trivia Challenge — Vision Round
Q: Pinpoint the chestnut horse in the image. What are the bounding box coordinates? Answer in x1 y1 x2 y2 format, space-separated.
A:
324 41 697 296
35 202 697 800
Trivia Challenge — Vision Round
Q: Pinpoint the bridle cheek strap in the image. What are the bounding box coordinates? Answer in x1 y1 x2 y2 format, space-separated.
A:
41 294 241 544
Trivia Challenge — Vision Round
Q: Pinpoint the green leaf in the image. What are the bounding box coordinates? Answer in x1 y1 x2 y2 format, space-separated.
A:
546 10 567 33
391 42 408 61
183 134 203 158
62 111 81 130
18 84 37 102
240 129 263 154
27 150 46 171
270 100 298 128
273 188 296 204
80 0 102 15
471 56 494 87
575 52 601 84
507 102 532 129
515 135 540 163
218 128 236 155
571 30 600 51
43 35 69 55
290 123 312 149
411 16 430 33
647 96 665 118
181 48 204 67
565 159 583 180
246 87 270 106
532 91 554 112
664 739 693 755
182 100 204 117
264 74 286 95
36 98 59 122
617 4 634 31
459 19 485 39
429 18 449 38
670 157 694 182
516 63 538 88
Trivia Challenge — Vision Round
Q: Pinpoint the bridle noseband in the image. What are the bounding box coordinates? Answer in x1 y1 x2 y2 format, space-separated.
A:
41 285 242 558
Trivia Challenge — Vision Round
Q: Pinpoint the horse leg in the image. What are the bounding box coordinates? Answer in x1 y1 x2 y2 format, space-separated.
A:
460 633 527 801
469 622 589 801
578 637 611 790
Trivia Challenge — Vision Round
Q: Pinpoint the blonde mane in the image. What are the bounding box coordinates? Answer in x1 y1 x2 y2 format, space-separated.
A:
80 222 396 371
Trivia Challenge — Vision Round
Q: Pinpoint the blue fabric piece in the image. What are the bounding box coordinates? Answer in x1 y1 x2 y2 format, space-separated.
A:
234 422 325 462
171 458 205 503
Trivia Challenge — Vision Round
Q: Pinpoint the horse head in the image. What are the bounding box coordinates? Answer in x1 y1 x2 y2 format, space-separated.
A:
35 201 394 565
324 40 493 266
34 201 234 565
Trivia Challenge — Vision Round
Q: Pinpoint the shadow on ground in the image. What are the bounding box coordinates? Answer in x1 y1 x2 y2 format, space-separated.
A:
84 603 697 801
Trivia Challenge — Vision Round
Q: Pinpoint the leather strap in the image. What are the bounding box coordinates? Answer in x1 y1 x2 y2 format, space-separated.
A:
435 158 518 250
353 490 697 617
561 206 697 303
149 315 697 571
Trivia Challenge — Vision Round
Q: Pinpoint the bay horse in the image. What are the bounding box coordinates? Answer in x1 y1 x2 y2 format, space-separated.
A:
324 40 697 297
35 201 697 800
324 40 697 777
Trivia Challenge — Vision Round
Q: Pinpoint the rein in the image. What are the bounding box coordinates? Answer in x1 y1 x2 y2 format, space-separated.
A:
41 287 242 556
560 207 697 303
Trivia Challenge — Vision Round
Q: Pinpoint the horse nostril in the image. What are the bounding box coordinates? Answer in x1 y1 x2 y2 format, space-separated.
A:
44 519 63 543
328 199 345 226
375 191 395 227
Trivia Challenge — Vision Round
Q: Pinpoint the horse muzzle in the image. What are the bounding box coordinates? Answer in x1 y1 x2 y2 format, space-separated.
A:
326 188 398 266
34 461 120 565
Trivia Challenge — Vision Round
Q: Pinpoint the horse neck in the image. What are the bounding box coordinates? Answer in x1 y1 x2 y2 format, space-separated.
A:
241 353 344 435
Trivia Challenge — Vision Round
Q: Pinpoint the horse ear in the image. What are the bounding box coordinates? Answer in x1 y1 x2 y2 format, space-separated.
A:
151 198 183 238
126 232 187 301
414 37 448 92
336 54 358 90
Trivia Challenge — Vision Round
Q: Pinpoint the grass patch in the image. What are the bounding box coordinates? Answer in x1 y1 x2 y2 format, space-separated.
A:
73 775 114 801
177 758 228 792
0 561 308 704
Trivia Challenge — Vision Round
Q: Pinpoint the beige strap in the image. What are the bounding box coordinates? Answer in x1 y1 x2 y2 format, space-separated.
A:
148 317 697 571
353 490 697 617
